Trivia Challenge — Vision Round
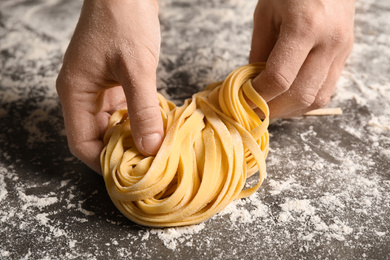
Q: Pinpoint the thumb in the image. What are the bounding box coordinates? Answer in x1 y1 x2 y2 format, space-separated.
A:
121 67 164 156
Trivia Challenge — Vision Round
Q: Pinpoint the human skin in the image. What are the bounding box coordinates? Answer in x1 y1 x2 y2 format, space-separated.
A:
56 0 163 173
249 0 355 118
56 0 355 173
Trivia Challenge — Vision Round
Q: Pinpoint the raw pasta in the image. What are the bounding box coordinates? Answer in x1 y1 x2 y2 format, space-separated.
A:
100 63 269 227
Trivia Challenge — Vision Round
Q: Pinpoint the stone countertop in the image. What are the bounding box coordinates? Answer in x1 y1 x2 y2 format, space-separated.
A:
0 0 389 259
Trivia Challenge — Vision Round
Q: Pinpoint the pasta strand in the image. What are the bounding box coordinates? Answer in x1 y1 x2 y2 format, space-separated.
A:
100 63 269 227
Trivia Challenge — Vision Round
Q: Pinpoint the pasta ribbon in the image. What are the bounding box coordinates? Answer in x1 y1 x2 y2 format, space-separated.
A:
101 63 269 227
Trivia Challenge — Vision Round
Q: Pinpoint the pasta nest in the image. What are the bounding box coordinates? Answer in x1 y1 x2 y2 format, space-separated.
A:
101 63 269 227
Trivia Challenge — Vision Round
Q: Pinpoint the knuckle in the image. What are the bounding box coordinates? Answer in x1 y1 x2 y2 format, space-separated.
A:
298 92 317 108
330 25 351 46
131 105 161 125
287 25 315 44
114 46 158 81
131 46 159 73
264 70 291 93
68 140 84 160
300 15 319 33
287 13 319 42
311 95 331 109
55 72 66 97
135 55 158 75
68 145 79 159
56 69 75 99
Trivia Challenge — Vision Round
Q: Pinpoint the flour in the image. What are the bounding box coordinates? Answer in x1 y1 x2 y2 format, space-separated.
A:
77 201 95 216
149 223 206 251
368 115 390 131
18 190 58 210
139 192 270 251
0 250 11 258
319 194 345 210
36 213 50 226
280 199 315 216
268 177 297 195
375 231 387 237
0 174 8 202
278 199 316 223
277 199 355 242
1 0 389 258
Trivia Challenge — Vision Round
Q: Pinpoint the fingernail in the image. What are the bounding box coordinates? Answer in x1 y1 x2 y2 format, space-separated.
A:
141 133 163 155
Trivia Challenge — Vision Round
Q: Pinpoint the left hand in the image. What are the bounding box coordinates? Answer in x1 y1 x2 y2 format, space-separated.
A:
249 0 355 118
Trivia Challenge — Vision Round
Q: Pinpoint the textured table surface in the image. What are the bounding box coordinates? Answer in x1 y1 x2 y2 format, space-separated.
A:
1 0 389 259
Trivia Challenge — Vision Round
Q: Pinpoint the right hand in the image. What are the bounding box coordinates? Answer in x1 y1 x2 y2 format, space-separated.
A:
56 0 164 174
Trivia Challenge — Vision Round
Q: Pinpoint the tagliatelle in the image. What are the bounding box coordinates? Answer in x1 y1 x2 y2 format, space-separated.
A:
100 63 269 227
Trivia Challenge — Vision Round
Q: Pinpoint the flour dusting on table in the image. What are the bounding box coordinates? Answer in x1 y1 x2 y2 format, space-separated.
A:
0 0 389 259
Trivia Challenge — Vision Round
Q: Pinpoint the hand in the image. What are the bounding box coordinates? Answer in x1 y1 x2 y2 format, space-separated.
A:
249 0 355 118
56 0 163 173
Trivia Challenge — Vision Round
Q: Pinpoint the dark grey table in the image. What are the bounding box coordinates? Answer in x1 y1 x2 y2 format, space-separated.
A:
1 0 389 259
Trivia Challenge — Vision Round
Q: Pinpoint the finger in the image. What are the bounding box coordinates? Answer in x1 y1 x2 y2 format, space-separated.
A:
119 64 164 157
249 2 278 64
245 2 278 110
57 78 104 174
95 86 127 139
98 86 127 114
292 62 342 117
280 32 354 117
66 116 104 174
286 38 353 117
266 46 332 118
251 21 316 103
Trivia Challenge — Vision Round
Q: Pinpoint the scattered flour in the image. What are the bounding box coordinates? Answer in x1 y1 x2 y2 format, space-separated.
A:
280 199 315 216
217 192 269 224
149 223 205 251
0 0 389 258
1 250 11 258
368 115 390 131
268 177 296 195
0 174 8 202
278 198 354 242
36 213 50 226
18 190 58 210
278 199 315 223
375 231 387 237
319 194 345 211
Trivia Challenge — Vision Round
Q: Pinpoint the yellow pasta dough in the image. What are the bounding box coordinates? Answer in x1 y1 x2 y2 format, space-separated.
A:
100 63 269 227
